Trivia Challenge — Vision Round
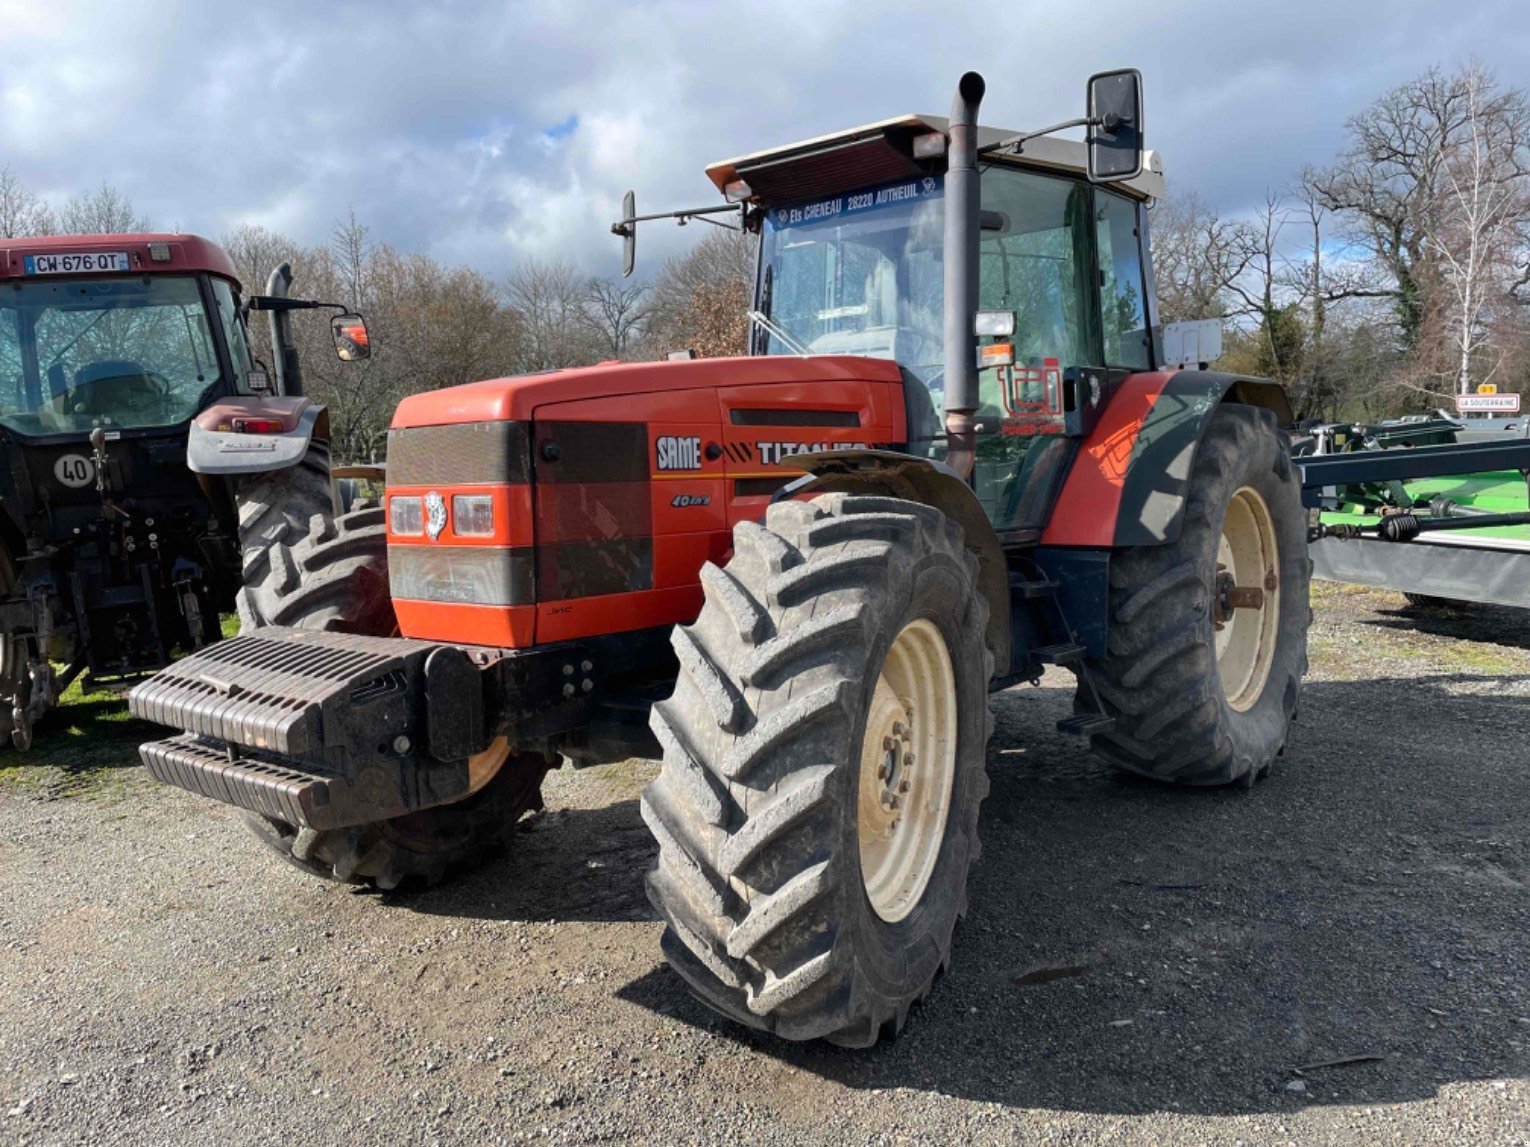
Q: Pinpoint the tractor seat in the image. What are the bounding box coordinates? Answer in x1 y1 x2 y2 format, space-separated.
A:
69 360 163 418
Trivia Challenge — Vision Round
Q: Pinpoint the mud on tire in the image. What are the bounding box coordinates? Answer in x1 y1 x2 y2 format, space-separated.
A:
1079 404 1310 786
642 493 993 1047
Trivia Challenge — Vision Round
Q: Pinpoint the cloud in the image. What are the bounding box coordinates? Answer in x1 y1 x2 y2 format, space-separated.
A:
0 0 1525 280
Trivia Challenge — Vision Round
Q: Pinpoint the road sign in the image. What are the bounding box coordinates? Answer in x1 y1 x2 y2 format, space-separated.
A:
1456 392 1521 413
1477 383 1498 395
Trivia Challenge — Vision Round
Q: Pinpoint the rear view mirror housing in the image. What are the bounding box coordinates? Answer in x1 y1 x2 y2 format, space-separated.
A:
619 190 636 278
331 312 371 362
1086 68 1144 184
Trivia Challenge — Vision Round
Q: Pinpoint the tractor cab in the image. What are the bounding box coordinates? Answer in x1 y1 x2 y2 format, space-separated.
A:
708 113 1166 539
0 235 256 443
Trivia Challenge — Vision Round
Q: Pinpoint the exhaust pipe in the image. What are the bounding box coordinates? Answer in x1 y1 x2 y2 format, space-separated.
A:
942 71 985 481
266 262 304 398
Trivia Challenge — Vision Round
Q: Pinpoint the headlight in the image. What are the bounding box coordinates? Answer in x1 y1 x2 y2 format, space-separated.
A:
389 495 424 536
451 494 495 537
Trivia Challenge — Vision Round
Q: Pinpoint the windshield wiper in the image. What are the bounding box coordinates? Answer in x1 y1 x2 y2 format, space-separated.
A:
748 309 810 357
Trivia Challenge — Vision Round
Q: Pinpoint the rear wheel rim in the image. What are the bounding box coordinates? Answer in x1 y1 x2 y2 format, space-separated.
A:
1214 486 1280 712
857 618 958 923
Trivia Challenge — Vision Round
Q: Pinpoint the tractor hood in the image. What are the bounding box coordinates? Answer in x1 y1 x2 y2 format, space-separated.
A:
390 354 904 429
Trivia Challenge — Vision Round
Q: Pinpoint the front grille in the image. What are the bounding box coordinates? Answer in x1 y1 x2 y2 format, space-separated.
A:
387 421 530 487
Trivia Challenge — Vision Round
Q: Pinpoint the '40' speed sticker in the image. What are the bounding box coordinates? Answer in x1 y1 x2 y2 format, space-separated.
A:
54 454 95 488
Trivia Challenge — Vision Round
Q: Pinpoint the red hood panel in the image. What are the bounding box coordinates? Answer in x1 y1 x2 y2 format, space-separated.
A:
390 355 903 429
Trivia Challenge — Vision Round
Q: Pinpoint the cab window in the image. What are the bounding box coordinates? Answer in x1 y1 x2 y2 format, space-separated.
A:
1095 190 1150 369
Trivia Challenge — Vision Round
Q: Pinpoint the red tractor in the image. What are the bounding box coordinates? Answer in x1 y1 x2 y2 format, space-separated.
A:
131 70 1311 1045
0 233 368 746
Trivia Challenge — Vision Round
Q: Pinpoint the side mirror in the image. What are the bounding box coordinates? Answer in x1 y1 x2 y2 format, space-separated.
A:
1086 68 1144 183
618 190 637 278
331 312 371 362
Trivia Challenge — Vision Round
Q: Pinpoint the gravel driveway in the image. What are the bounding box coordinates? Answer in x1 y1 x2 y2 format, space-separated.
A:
0 582 1525 1144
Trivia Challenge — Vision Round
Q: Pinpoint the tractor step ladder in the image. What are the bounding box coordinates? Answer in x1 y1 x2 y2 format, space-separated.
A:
1008 568 1116 739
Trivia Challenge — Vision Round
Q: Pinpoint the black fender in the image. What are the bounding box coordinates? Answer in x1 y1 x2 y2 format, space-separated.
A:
775 448 1012 678
1044 370 1293 549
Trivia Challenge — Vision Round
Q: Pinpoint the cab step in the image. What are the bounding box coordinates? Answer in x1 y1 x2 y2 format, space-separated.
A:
1034 642 1087 666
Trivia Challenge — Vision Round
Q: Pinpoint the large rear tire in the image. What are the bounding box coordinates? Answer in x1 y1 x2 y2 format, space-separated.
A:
643 494 993 1046
1080 404 1309 786
233 442 549 889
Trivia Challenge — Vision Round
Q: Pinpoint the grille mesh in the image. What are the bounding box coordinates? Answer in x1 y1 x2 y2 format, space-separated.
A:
387 422 529 487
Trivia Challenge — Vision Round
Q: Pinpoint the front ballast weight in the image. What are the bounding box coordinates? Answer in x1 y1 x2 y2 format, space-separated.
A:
128 623 658 831
129 629 488 830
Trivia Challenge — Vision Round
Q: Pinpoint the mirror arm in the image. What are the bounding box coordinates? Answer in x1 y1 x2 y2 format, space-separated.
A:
980 115 1118 157
245 296 349 315
611 203 741 236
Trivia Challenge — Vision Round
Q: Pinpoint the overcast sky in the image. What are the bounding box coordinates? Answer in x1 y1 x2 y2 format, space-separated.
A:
1 0 1525 281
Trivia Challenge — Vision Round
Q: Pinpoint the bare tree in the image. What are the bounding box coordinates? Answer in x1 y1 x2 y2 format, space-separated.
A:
1424 62 1530 393
58 182 151 234
1305 63 1529 358
504 258 598 371
1148 189 1251 323
329 208 374 310
583 277 650 358
639 228 757 359
0 167 55 237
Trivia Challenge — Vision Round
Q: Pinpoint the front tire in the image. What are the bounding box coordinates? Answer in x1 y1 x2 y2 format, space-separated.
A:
642 494 993 1046
1081 404 1310 786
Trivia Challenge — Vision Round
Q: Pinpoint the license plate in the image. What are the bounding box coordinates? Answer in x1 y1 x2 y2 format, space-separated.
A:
23 251 131 275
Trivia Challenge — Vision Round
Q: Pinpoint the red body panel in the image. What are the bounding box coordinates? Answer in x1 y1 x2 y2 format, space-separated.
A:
386 356 903 648
1040 371 1174 547
390 355 904 427
0 233 241 289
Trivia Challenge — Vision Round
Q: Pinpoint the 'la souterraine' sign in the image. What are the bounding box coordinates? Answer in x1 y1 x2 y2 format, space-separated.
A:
772 175 943 228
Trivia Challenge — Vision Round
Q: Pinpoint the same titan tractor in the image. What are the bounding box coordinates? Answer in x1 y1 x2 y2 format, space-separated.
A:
0 233 370 748
128 70 1315 1046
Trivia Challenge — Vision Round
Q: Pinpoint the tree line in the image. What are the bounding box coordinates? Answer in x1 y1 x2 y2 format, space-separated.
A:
1154 60 1530 421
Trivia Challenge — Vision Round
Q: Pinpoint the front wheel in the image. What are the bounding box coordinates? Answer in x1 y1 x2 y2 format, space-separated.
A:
642 493 993 1046
1080 404 1310 786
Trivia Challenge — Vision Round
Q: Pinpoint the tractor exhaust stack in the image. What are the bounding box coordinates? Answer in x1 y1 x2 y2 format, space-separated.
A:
266 261 304 397
942 70 985 480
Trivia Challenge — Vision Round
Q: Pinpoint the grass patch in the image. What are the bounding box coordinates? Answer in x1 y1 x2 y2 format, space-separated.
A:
0 673 153 802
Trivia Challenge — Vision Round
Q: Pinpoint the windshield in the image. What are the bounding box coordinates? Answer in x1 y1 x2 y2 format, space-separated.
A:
0 275 224 436
760 175 946 385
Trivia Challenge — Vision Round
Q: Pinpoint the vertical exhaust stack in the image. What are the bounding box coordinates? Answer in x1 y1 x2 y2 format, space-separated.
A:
266 262 304 398
942 71 985 481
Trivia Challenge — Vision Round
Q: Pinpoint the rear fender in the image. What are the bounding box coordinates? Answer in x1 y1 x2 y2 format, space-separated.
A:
778 448 1012 678
187 396 329 476
1041 370 1292 548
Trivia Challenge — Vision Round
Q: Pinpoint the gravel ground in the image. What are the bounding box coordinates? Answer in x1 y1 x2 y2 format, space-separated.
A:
0 583 1526 1145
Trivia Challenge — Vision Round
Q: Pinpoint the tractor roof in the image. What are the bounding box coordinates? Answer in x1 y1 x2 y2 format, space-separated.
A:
706 113 1165 208
0 233 241 288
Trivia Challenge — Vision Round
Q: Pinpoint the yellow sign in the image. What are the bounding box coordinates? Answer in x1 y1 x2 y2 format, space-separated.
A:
1478 383 1498 394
